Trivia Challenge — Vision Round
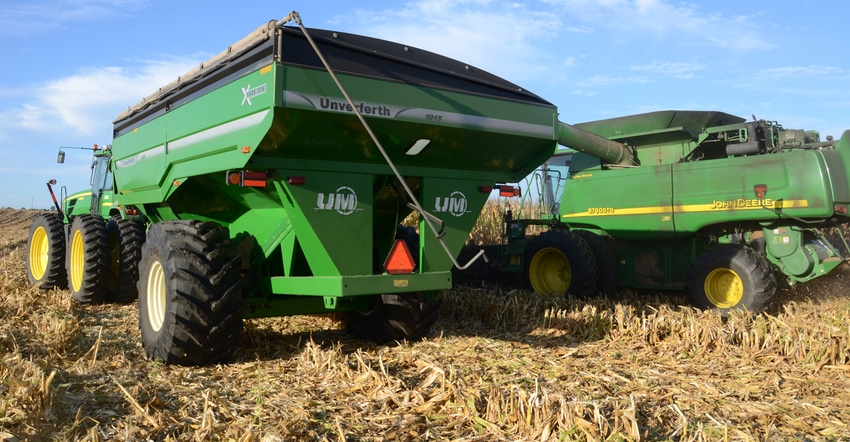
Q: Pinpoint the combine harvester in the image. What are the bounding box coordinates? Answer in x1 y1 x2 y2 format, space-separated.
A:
469 110 850 314
25 12 559 365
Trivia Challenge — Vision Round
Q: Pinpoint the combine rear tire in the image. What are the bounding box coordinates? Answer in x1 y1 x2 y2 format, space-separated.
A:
138 221 243 366
105 218 145 303
67 215 111 303
26 213 67 290
688 245 776 314
343 292 442 344
525 229 597 298
573 230 618 296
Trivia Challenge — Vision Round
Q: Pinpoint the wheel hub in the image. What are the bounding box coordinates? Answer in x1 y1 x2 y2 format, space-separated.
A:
704 268 743 309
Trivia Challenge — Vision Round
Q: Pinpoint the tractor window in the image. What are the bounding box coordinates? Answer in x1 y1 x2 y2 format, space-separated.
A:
91 156 113 192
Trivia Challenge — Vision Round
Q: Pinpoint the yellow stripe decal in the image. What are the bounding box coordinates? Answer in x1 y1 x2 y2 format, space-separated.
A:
562 199 809 219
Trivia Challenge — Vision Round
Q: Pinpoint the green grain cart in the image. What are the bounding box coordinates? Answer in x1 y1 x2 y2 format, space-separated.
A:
25 12 558 365
486 110 850 313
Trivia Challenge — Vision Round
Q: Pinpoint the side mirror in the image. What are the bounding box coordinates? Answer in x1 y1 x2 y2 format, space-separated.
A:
57 150 66 163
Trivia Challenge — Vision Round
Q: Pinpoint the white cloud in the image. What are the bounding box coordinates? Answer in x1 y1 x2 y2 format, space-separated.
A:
629 61 704 79
0 57 200 138
0 0 149 36
574 74 648 88
334 1 563 82
543 0 771 50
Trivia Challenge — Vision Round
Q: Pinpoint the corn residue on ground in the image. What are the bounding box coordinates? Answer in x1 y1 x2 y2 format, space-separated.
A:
1 208 849 441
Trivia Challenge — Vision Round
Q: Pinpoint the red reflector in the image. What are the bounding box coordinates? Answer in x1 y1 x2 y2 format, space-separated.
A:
241 171 267 188
835 205 848 214
479 185 493 193
287 176 306 185
227 172 242 186
754 184 768 199
498 185 520 197
384 240 416 275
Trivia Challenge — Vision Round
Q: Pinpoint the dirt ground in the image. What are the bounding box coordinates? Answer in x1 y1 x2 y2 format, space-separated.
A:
1 208 849 441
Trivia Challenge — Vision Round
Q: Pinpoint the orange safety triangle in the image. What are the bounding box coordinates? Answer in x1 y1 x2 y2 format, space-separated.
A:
384 239 416 274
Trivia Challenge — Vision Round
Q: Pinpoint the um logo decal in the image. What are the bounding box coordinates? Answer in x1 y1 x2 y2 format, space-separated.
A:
434 191 469 217
316 186 361 215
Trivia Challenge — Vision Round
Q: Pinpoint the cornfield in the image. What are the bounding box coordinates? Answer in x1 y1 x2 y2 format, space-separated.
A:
1 207 849 441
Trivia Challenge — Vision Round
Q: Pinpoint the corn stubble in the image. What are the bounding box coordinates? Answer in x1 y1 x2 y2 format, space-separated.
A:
1 207 849 441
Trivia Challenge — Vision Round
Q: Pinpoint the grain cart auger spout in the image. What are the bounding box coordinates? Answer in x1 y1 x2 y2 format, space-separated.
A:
279 11 487 271
25 10 559 366
556 121 637 167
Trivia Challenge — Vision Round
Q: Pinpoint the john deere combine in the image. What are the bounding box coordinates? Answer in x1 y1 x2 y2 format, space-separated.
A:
492 110 850 313
25 12 558 365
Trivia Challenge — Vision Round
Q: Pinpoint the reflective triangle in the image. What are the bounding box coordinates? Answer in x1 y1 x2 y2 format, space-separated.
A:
384 239 416 274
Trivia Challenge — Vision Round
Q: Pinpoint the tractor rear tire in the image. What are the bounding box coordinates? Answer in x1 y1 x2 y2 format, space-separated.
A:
67 215 111 304
138 221 243 366
525 229 597 298
26 212 67 290
105 218 146 303
688 245 776 314
343 292 442 344
574 230 618 296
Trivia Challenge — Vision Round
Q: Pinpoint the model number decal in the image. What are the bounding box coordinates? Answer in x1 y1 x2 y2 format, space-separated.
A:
425 113 443 121
588 207 614 215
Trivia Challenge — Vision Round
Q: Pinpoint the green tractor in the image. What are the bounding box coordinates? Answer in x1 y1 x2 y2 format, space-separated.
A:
485 110 850 313
25 12 559 365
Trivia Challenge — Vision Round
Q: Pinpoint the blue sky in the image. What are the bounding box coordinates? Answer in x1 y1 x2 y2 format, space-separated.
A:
1 0 847 208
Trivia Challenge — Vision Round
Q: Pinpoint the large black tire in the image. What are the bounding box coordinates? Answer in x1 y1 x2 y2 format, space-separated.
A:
525 229 597 298
574 230 618 296
344 225 440 344
26 212 67 290
66 215 111 304
137 221 243 366
343 292 442 344
105 218 146 303
688 245 777 314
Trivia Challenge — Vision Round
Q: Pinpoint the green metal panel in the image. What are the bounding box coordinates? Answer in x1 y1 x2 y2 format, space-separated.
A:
420 177 491 272
671 151 832 234
561 155 676 240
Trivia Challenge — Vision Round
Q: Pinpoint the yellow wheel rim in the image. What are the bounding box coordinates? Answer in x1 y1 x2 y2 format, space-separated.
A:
28 226 49 280
529 247 571 294
704 268 744 308
69 229 85 292
146 261 166 332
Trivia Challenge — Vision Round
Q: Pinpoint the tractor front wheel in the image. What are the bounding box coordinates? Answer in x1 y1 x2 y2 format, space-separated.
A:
67 215 111 303
26 212 67 290
137 221 243 366
688 245 776 314
525 229 597 298
343 292 442 344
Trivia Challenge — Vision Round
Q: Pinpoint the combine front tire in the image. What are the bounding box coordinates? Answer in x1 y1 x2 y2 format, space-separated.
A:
26 212 67 290
525 229 597 298
573 230 618 296
343 292 442 344
688 245 777 314
138 221 243 366
67 215 111 303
